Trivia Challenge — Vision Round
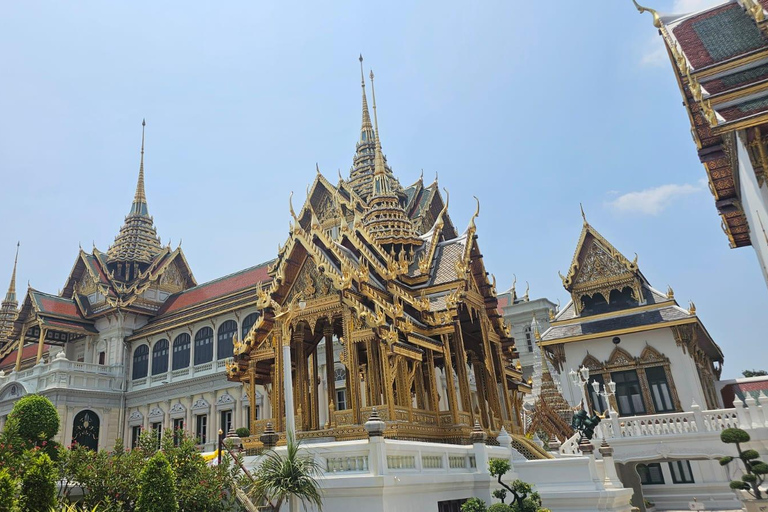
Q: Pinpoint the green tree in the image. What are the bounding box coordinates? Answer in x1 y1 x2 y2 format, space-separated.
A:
0 468 17 512
19 452 57 512
488 459 549 512
719 428 768 500
742 369 768 378
461 498 487 512
6 395 59 446
250 433 323 511
136 451 178 512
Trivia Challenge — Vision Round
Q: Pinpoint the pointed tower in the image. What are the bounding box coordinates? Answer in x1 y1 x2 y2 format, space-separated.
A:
347 56 399 202
0 243 20 344
106 120 163 281
362 70 422 254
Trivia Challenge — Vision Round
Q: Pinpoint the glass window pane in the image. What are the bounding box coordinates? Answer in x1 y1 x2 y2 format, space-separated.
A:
217 320 238 360
646 366 675 412
612 370 646 416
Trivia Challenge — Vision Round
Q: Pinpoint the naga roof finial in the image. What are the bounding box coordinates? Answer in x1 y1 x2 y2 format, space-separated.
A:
289 191 299 223
632 0 662 28
468 196 480 232
580 203 587 225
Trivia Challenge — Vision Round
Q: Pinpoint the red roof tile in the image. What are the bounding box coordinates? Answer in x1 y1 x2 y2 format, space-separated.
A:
36 294 82 318
0 343 51 370
158 262 272 315
720 377 768 407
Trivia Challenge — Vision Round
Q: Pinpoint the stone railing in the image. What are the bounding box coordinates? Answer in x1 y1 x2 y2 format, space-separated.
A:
0 357 124 394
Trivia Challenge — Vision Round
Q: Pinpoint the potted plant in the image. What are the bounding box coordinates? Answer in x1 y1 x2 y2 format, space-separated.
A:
718 428 768 512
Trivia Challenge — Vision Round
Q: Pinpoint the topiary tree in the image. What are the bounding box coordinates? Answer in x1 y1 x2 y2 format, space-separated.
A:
488 459 549 512
6 394 59 447
136 451 178 512
719 428 767 500
18 452 57 512
235 427 250 438
488 504 512 512
0 469 17 512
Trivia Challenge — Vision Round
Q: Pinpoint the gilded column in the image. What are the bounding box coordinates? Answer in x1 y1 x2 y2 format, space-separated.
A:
36 326 47 364
344 312 361 424
293 327 306 430
478 318 502 429
426 350 440 413
381 349 396 421
248 361 257 433
15 325 27 371
310 347 319 430
451 328 473 415
496 344 513 422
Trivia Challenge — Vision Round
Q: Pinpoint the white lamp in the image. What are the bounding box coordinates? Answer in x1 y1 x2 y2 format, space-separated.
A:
569 368 579 386
579 366 590 381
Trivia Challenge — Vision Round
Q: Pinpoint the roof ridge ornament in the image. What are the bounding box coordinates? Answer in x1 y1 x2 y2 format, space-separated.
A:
632 0 662 28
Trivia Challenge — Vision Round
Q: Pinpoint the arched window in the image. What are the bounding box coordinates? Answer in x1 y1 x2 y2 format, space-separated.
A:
132 345 149 380
152 339 169 375
172 333 191 370
194 327 214 365
241 312 259 339
72 410 100 451
217 320 238 360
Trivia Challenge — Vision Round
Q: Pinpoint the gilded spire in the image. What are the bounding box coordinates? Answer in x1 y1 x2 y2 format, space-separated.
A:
0 243 20 343
348 56 385 200
5 242 19 304
370 70 387 181
131 119 148 216
107 120 163 268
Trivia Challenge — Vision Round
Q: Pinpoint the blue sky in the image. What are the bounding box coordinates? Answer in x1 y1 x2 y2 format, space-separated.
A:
0 0 764 379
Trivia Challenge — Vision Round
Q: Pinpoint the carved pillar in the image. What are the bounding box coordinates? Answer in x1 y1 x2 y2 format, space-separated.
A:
310 346 319 430
414 363 426 410
452 326 473 415
426 350 440 413
496 344 513 422
324 325 336 427
478 318 502 429
273 325 284 432
36 326 47 363
370 339 383 406
441 334 460 424
472 353 491 429
292 326 305 430
342 311 360 424
248 361 257 432
15 325 27 371
381 348 397 421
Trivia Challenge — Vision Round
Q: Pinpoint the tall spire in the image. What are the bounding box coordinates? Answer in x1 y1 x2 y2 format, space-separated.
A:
4 243 19 304
107 120 163 268
0 243 20 344
359 55 374 144
130 119 149 216
369 70 389 192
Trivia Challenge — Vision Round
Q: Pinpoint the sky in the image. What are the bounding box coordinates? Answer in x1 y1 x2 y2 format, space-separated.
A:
0 0 764 379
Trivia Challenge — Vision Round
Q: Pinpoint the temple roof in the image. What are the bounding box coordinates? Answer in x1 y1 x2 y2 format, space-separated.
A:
638 0 768 248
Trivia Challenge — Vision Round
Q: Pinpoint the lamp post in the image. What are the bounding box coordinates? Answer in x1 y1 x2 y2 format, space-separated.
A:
569 366 590 412
590 379 617 414
217 428 224 465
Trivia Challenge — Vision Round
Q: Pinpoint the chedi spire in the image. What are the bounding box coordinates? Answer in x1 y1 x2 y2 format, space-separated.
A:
107 120 163 275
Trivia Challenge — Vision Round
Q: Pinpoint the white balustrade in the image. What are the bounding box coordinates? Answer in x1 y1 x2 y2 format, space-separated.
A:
421 455 443 469
387 455 416 470
326 454 369 473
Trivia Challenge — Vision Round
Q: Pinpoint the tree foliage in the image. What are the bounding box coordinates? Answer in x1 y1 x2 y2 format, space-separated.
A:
719 427 767 499
486 459 550 512
59 429 240 512
461 498 487 512
19 452 57 512
0 469 17 512
136 451 178 512
250 433 323 511
6 395 59 446
742 370 768 378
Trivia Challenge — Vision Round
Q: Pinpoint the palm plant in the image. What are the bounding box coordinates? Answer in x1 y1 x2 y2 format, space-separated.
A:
251 433 323 511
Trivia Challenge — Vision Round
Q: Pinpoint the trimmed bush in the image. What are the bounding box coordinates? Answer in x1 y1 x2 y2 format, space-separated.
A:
461 498 487 512
7 395 59 445
136 451 178 512
719 427 767 499
489 504 513 512
19 452 57 512
0 469 17 512
236 427 250 438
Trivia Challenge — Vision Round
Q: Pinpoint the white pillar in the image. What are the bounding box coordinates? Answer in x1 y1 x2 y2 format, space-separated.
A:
283 344 295 438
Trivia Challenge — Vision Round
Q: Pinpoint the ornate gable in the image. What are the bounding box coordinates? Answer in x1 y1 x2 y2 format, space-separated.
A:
560 220 643 315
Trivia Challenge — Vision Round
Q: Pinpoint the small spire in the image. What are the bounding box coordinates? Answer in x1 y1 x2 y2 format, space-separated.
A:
359 55 373 144
5 242 19 303
370 69 386 179
580 203 587 225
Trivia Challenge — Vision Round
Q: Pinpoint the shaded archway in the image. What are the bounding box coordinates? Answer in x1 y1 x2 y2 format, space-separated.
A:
72 410 100 451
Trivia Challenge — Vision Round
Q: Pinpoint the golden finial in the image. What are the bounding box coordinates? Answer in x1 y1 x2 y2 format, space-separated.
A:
580 203 587 225
359 54 365 85
548 309 555 321
666 285 674 299
134 119 147 206
419 169 423 182
288 191 299 223
433 171 439 184
5 242 20 300
434 187 449 230
688 301 696 315
632 0 662 28
511 274 517 301
338 169 343 182
467 196 480 231
523 281 529 302
369 68 388 181
316 163 321 175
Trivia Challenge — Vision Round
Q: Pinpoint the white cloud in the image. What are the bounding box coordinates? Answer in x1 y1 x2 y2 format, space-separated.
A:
606 180 705 215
